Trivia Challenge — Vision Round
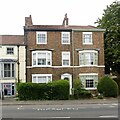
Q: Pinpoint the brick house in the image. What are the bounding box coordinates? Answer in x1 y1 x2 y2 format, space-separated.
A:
24 15 105 94
0 35 26 96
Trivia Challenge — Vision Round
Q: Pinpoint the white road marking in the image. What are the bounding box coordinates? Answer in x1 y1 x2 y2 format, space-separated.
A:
99 115 118 118
112 103 118 106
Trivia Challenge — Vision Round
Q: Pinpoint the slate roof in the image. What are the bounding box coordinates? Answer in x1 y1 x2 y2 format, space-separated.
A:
24 25 105 32
0 35 24 45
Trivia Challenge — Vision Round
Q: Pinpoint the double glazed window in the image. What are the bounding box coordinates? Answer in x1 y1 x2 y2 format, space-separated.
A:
79 74 98 89
36 32 47 44
61 32 70 44
32 51 52 67
32 74 52 83
0 63 15 78
62 52 70 66
83 32 92 44
7 47 14 54
79 50 98 66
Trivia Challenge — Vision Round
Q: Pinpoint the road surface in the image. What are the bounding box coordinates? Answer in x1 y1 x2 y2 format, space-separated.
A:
2 103 118 119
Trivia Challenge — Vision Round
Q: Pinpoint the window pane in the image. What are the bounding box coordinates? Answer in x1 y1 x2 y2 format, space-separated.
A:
38 76 47 83
62 52 70 66
62 32 70 44
7 48 14 54
79 52 98 65
4 64 11 77
86 79 94 88
32 51 52 66
63 60 69 65
33 53 36 65
12 64 15 77
83 32 92 44
32 76 37 83
37 32 47 44
38 59 46 65
38 53 46 65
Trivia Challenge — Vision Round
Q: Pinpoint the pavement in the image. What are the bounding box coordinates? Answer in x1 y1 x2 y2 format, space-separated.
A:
1 97 119 105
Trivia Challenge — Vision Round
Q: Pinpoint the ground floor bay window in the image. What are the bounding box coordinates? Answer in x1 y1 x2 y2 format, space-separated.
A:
0 59 16 96
32 74 52 83
79 73 98 90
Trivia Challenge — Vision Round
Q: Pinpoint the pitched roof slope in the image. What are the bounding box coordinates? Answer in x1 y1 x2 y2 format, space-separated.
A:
0 35 24 45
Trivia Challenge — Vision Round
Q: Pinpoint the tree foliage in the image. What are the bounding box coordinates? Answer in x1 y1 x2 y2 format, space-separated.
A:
96 1 120 74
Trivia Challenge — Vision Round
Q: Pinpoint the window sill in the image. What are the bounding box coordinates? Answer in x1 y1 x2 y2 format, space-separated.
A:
85 88 97 90
79 65 98 67
83 43 93 45
32 65 52 67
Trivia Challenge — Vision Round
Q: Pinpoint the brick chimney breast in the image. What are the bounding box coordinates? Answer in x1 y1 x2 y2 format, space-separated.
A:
62 13 69 27
25 15 33 27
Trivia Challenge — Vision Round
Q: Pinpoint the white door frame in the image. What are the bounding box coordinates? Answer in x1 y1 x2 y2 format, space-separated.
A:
61 73 72 95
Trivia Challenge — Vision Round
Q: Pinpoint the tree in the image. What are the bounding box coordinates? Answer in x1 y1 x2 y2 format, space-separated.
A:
96 1 120 75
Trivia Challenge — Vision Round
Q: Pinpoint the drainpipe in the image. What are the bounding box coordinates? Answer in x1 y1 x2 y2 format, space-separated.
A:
72 30 74 95
17 45 20 84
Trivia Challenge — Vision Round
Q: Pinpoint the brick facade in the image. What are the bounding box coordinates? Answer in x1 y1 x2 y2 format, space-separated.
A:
24 15 105 92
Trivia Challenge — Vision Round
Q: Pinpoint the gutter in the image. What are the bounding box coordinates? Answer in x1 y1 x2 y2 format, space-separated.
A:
72 28 106 32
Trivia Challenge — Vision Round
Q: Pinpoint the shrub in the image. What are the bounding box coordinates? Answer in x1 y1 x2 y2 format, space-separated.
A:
52 80 69 100
97 76 118 97
73 79 82 99
73 79 92 99
17 80 69 100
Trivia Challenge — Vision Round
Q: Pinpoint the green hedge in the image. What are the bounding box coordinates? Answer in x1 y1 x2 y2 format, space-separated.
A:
97 76 118 97
18 80 69 100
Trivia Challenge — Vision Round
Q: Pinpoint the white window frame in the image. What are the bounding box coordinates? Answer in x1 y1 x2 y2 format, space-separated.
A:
79 73 98 90
32 51 52 67
61 32 70 44
36 31 47 44
0 62 15 78
6 47 14 54
32 74 52 83
62 52 70 66
82 32 93 45
79 50 98 66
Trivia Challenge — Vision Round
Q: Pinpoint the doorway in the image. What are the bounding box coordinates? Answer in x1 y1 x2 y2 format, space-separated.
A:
61 73 72 95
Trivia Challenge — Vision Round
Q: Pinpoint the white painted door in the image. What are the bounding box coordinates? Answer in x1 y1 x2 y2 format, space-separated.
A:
61 73 72 95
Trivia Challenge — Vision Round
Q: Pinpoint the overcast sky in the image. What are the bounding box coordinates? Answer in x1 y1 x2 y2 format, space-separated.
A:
0 0 115 35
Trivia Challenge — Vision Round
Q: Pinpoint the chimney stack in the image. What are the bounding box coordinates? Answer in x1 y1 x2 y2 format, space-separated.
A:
25 15 33 27
62 13 69 27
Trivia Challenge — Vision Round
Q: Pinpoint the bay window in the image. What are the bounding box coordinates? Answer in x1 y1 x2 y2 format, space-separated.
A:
0 62 15 78
79 50 98 66
79 73 98 90
32 51 52 67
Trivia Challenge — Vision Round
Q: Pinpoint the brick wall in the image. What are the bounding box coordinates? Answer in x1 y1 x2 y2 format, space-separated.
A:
25 29 104 82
